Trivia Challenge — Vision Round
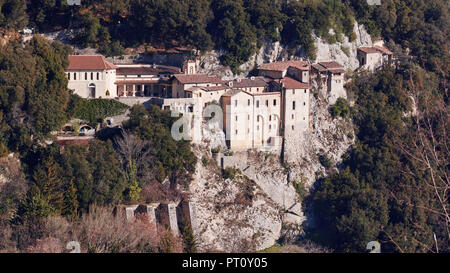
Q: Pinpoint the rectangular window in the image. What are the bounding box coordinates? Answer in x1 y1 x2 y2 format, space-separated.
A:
67 73 70 80
235 130 238 135
248 99 250 106
235 115 238 121
265 100 268 107
303 102 306 106
85 73 88 80
269 125 272 130
304 89 307 93
248 115 250 120
273 99 277 106
74 73 76 80
91 73 94 80
256 100 259 108
97 73 100 80
293 101 296 110
292 114 294 120
293 90 295 95
235 100 237 107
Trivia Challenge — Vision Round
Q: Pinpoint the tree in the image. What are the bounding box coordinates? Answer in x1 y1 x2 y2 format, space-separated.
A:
32 156 65 214
123 105 197 189
62 180 78 220
0 0 28 29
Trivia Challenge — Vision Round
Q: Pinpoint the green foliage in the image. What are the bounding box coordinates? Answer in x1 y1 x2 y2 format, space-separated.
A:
124 104 197 187
59 140 127 212
68 95 129 125
0 0 28 29
293 180 307 203
223 167 238 180
124 158 141 201
31 156 65 214
329 98 351 119
348 0 449 72
311 66 449 253
181 222 197 253
201 156 209 167
0 143 8 157
0 36 71 151
62 180 78 220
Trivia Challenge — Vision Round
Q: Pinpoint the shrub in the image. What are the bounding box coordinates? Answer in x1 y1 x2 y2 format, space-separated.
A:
318 154 332 169
201 157 209 167
68 95 129 125
293 180 307 203
0 143 9 157
223 167 239 180
329 98 351 119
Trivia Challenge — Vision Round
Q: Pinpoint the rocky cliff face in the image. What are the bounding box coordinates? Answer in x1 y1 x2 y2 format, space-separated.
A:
198 21 373 78
313 22 373 71
189 146 283 252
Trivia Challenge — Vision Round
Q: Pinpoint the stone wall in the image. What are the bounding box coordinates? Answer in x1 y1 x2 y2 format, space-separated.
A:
122 201 198 237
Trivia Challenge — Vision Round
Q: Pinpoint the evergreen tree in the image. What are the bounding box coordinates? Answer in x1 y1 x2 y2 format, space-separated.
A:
62 179 79 220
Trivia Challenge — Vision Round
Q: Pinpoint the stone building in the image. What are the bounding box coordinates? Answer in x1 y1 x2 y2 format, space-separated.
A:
66 55 118 98
258 60 310 83
311 61 346 103
357 40 393 71
115 64 180 97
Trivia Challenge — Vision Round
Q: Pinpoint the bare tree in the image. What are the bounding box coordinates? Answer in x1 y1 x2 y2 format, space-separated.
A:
114 130 156 183
393 77 449 252
74 205 159 253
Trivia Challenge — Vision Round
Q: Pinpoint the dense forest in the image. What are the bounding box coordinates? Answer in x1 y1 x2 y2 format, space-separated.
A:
0 36 196 252
0 0 448 253
0 0 448 73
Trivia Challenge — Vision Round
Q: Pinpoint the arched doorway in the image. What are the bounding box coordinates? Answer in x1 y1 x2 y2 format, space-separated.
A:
88 83 96 98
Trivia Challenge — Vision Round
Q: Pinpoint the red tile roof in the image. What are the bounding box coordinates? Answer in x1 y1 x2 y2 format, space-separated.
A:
227 77 268 88
115 79 171 85
116 66 180 75
358 47 380 54
222 89 252 97
258 60 309 71
281 77 310 89
312 61 345 74
374 45 393 55
174 74 222 84
67 55 117 70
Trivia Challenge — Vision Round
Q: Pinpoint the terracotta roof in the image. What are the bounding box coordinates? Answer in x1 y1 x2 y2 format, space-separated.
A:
312 64 327 72
116 66 180 75
200 86 228 91
115 79 171 85
174 74 222 84
251 91 281 96
222 89 251 97
312 61 345 74
281 77 310 89
67 55 117 70
258 60 309 71
227 77 268 88
318 61 343 69
374 45 393 55
185 86 227 92
358 47 381 54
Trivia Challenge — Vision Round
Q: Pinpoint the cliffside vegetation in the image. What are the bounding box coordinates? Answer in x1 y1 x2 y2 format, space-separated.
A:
0 37 197 252
1 1 447 74
310 64 449 253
